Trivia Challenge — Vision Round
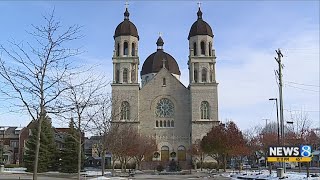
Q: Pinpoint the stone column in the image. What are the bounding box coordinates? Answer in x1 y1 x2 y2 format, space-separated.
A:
191 62 194 83
128 64 132 83
113 63 116 83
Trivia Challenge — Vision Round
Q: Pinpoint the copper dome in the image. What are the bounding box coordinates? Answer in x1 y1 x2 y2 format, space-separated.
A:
114 8 139 39
141 37 180 76
188 8 213 40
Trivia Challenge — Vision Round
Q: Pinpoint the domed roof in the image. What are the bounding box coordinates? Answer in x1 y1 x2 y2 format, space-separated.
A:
141 37 180 76
188 8 213 40
114 8 139 39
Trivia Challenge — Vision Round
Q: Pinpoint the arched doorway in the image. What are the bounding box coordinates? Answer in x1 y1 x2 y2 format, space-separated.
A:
178 145 186 161
161 146 169 161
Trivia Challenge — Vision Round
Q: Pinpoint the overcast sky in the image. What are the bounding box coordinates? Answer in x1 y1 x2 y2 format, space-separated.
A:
0 1 319 132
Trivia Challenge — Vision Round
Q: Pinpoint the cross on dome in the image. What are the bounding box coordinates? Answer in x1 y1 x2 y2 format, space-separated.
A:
197 1 201 8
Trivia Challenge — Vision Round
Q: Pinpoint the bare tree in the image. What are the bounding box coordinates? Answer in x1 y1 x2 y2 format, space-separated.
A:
61 74 108 179
132 134 157 170
188 141 205 171
0 11 81 180
90 94 114 176
287 111 312 173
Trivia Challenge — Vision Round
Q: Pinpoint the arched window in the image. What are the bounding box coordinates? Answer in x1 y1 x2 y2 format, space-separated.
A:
123 68 128 83
160 121 163 127
163 78 166 86
117 43 120 56
200 101 209 119
193 42 197 56
123 42 128 55
208 42 212 56
164 120 167 127
202 68 207 82
131 43 135 56
171 120 174 127
178 146 186 161
194 69 198 83
201 41 205 55
167 120 170 127
120 101 130 120
115 69 120 83
156 121 159 127
161 146 169 161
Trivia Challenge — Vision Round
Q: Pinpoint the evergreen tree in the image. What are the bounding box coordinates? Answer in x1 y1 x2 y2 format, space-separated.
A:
24 117 56 172
59 119 79 173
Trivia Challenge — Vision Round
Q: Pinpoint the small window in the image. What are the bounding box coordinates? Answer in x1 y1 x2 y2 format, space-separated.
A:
160 121 163 127
156 121 159 127
120 101 130 120
123 42 128 55
202 68 207 82
123 68 128 83
209 42 212 56
163 78 166 86
201 41 205 55
131 43 135 56
164 120 167 127
171 120 174 127
201 101 209 119
193 42 197 56
167 120 170 127
145 76 149 83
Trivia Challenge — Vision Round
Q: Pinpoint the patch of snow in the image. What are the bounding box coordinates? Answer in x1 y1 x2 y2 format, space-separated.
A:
4 167 27 173
82 171 112 176
89 177 128 180
222 170 320 180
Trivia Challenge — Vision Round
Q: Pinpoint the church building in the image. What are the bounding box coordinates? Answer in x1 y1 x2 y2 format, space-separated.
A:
111 5 219 165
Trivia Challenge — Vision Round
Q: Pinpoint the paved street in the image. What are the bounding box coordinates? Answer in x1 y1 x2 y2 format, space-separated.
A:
0 172 232 180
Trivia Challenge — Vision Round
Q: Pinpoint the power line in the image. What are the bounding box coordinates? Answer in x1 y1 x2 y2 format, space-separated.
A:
285 81 320 87
284 109 320 113
284 83 319 93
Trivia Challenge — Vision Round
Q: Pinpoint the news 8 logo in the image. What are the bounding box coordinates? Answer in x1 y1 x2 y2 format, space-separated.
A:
300 145 312 157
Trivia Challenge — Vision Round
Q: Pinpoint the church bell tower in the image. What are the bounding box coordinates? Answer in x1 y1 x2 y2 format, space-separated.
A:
188 6 219 142
111 6 140 124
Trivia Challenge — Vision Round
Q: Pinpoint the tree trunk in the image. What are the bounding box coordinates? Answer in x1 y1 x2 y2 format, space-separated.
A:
78 128 81 180
223 155 227 172
268 162 272 175
306 162 310 178
33 114 43 180
200 153 203 171
112 158 116 176
101 149 106 176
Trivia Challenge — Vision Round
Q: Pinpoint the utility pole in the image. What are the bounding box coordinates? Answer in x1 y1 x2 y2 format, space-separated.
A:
275 48 285 173
262 119 269 132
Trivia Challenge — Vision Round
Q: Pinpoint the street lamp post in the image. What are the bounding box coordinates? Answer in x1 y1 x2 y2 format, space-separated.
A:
269 98 280 145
